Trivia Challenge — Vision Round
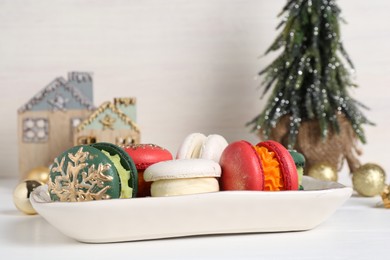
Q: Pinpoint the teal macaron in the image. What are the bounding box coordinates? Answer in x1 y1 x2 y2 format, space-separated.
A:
288 150 305 190
48 142 138 202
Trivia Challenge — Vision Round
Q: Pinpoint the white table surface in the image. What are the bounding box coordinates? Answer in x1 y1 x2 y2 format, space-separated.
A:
1 178 389 260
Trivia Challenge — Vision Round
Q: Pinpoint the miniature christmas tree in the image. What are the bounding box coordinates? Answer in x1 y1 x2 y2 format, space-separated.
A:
248 0 372 173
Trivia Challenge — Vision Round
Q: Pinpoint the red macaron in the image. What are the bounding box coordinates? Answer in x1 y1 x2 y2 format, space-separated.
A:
219 140 299 191
123 144 173 197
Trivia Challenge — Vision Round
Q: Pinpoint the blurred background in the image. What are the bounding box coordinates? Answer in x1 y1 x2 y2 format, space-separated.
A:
1 0 389 186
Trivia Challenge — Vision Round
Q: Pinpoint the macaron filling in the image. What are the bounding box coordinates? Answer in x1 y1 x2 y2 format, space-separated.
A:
144 159 222 197
255 146 284 191
101 150 132 198
151 177 219 197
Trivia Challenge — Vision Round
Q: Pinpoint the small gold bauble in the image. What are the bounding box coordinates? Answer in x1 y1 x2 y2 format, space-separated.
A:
381 185 390 208
13 180 42 215
307 162 338 182
352 163 386 197
26 166 50 184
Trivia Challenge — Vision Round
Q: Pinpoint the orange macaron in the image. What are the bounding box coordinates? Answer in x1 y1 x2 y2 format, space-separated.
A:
219 140 299 191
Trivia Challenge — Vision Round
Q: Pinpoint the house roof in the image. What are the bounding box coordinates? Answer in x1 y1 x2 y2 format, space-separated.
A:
18 77 95 113
75 101 140 133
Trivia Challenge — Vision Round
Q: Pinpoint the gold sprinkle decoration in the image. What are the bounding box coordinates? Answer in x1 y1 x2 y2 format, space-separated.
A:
122 143 163 150
48 147 113 202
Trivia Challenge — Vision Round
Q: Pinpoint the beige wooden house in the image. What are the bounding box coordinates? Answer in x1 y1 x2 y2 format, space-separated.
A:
74 98 140 146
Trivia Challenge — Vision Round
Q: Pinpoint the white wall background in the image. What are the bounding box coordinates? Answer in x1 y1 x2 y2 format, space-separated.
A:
1 0 389 186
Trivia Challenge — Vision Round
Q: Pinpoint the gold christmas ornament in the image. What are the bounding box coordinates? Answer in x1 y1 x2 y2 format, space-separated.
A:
307 162 338 182
26 166 50 184
381 185 390 208
13 180 42 215
352 163 386 197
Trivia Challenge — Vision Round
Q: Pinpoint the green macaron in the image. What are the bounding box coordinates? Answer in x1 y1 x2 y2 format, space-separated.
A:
289 150 305 190
48 142 138 202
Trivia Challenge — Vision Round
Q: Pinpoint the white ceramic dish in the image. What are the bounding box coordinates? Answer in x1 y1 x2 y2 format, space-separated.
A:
30 176 352 243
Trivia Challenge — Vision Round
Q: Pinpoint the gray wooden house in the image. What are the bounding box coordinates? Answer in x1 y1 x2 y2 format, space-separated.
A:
18 72 95 179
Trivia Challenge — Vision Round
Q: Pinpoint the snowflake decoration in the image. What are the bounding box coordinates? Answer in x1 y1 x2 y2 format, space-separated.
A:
48 94 69 111
48 147 113 202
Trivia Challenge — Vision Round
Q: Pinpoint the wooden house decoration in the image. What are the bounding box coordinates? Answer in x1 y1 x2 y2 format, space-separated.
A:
18 72 95 179
73 97 141 147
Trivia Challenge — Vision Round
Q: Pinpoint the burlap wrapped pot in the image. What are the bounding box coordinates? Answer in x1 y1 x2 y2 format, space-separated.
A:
259 113 362 174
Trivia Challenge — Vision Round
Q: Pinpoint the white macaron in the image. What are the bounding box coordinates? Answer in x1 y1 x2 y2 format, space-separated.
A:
176 133 206 159
144 159 221 197
176 133 228 162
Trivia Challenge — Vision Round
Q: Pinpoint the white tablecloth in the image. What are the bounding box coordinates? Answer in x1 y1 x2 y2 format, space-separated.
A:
1 178 389 259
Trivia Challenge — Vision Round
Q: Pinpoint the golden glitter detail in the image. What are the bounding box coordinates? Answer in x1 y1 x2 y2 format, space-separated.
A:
122 143 163 150
100 114 116 130
48 147 113 202
75 101 140 133
113 97 136 106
